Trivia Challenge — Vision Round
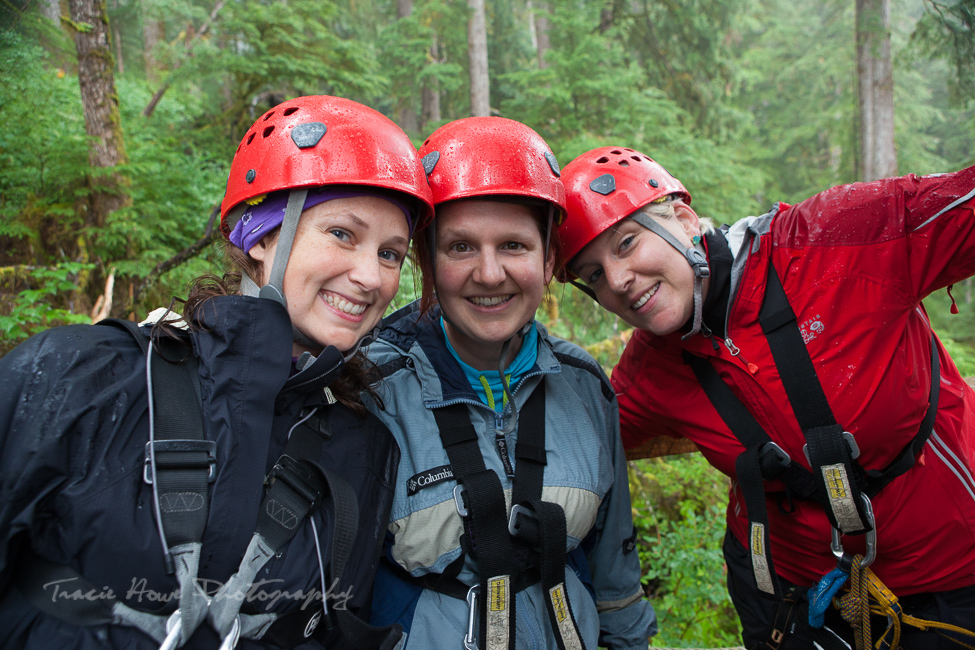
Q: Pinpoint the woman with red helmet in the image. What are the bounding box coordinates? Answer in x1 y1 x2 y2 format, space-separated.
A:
362 119 656 650
558 146 975 649
0 95 433 649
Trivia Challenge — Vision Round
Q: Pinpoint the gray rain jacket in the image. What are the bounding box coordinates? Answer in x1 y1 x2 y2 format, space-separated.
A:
364 303 656 650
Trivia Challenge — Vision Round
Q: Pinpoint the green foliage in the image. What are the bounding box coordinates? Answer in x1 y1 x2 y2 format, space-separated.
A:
0 262 94 343
377 0 468 125
911 0 975 107
629 455 742 647
500 2 765 227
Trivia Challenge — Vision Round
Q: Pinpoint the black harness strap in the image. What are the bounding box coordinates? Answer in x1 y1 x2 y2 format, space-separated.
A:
433 403 516 650
430 380 585 650
759 263 871 536
685 260 941 608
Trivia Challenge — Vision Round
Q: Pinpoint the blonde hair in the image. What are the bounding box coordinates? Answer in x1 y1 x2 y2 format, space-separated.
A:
638 195 715 235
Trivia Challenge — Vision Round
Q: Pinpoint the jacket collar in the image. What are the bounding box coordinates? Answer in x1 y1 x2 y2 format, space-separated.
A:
379 300 561 407
191 295 345 398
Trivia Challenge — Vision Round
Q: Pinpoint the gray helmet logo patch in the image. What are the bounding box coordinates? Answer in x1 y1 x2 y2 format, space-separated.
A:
544 151 561 177
590 174 616 195
422 151 440 176
291 122 327 149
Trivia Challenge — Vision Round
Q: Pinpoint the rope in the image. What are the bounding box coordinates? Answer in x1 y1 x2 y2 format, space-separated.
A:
836 554 975 650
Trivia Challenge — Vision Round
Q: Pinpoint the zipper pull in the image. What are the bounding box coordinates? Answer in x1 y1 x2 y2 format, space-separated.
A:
724 338 759 375
494 432 515 478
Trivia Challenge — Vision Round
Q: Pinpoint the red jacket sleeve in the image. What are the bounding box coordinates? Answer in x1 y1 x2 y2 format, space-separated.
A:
611 331 686 449
783 166 975 303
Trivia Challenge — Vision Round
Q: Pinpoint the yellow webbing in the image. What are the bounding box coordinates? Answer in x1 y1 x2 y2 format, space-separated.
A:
835 554 975 650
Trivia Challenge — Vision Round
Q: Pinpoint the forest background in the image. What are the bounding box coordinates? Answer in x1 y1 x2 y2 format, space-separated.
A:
1 0 974 645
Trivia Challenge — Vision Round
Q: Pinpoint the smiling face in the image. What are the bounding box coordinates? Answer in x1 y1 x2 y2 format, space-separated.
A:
570 206 704 336
249 195 409 355
434 200 555 371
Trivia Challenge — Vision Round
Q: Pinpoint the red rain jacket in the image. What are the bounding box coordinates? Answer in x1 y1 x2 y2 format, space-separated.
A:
613 167 975 594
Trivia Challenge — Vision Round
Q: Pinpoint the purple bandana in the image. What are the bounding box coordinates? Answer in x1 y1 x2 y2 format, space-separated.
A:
229 187 414 253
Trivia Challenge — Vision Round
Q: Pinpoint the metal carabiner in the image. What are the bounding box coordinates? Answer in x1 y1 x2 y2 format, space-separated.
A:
158 610 182 650
830 494 877 568
218 616 241 650
464 584 479 650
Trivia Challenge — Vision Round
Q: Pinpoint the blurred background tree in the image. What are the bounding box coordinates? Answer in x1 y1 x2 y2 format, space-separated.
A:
2 0 973 645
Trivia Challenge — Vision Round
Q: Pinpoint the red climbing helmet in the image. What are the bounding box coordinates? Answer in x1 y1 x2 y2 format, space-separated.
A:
417 117 566 219
220 95 434 235
557 146 690 279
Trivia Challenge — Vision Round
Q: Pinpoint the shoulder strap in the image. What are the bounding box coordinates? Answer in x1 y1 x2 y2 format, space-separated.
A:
686 261 942 602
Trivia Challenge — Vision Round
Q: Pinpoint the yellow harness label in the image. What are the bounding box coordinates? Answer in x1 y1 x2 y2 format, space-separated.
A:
549 584 569 623
750 523 775 595
824 466 848 499
821 464 865 532
547 583 584 650
489 577 507 612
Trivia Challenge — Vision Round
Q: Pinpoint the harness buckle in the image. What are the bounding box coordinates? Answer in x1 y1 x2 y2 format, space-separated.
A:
758 442 792 478
830 494 877 568
266 456 322 507
464 584 479 650
454 485 469 518
507 504 534 537
685 248 711 279
144 440 217 485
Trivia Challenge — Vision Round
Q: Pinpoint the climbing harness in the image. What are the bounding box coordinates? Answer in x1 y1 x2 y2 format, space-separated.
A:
391 378 586 650
14 319 402 650
685 259 951 647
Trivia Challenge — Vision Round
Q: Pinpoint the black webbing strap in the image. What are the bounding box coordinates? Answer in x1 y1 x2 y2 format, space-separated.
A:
528 499 586 650
432 381 585 649
433 404 516 650
253 416 403 649
511 386 547 526
101 319 212 564
759 262 872 536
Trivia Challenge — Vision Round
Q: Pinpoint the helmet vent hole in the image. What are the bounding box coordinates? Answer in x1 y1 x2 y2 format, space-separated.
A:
263 111 275 122
610 149 622 154
643 156 652 161
618 161 629 167
595 156 609 164
263 126 275 138
246 133 256 145
631 156 641 162
624 148 634 152
283 107 299 116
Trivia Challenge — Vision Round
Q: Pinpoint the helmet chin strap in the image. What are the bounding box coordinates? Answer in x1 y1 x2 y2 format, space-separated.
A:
630 212 710 341
242 187 382 363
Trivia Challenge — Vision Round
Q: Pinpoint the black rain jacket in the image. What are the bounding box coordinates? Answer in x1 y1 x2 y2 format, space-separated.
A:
0 296 399 649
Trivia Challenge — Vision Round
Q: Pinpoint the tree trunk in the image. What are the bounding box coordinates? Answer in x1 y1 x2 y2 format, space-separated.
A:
599 0 614 34
421 34 442 128
68 0 130 227
142 0 165 83
534 0 550 70
40 0 61 23
856 0 897 181
467 0 490 117
394 0 420 133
